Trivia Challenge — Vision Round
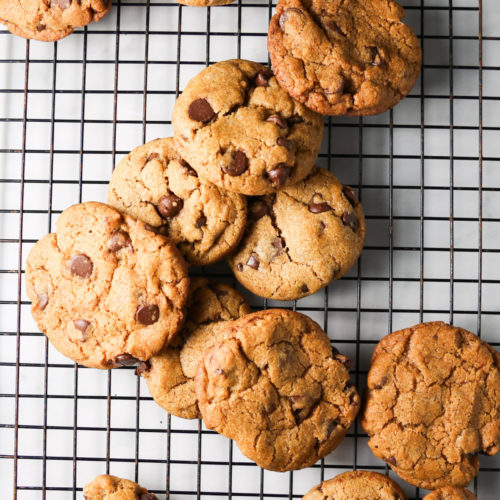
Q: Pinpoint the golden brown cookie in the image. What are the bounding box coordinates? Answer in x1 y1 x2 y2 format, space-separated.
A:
423 487 476 500
360 322 500 490
195 309 360 471
178 0 234 5
108 138 247 266
227 167 365 300
0 0 111 41
302 471 407 500
172 59 324 195
140 277 251 419
268 0 421 115
83 474 157 499
25 202 189 369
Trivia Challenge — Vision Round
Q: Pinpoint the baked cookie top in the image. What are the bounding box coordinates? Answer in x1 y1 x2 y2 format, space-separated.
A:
172 59 324 195
83 474 157 499
360 322 500 490
25 202 189 369
178 0 234 5
303 471 407 500
141 277 251 419
0 0 111 41
195 309 360 471
227 166 365 300
423 487 476 500
108 137 247 266
268 0 421 115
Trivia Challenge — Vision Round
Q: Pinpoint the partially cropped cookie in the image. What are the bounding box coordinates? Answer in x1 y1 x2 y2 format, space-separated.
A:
423 487 476 500
108 138 247 266
178 0 234 5
83 474 157 499
141 278 251 419
227 167 365 300
172 59 324 195
0 0 111 42
196 309 360 471
360 322 500 490
268 0 421 115
303 471 407 500
25 202 189 369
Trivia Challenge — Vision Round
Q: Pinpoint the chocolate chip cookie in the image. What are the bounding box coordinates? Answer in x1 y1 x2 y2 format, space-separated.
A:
178 0 234 5
227 166 365 300
195 309 360 471
423 487 476 500
268 0 422 115
83 474 157 499
141 277 251 419
108 137 247 266
360 322 500 490
25 202 189 369
172 59 324 195
302 471 407 500
0 0 111 42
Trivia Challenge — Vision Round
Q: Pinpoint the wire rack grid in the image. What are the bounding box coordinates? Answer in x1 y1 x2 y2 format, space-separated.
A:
1 0 500 498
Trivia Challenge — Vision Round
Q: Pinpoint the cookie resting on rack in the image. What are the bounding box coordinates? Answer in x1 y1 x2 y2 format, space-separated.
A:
83 474 157 499
108 137 247 266
25 202 189 369
268 0 421 115
195 309 360 471
423 487 476 500
361 321 500 490
172 59 324 195
140 277 251 419
178 0 235 5
0 0 111 41
227 166 365 300
302 471 407 500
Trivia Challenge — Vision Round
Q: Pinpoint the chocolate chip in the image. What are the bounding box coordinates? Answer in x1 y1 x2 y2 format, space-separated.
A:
70 254 93 278
318 220 326 236
342 211 358 230
308 199 331 214
267 165 291 189
180 159 197 176
272 237 285 258
334 354 352 369
276 137 294 149
157 193 183 219
368 46 383 66
215 368 225 375
287 115 304 125
222 150 248 177
188 98 215 122
37 293 48 310
249 199 269 220
147 152 159 162
279 7 304 30
74 319 90 341
247 254 260 270
136 304 159 325
135 361 151 376
255 68 273 87
115 354 139 366
51 0 71 8
196 215 207 228
108 231 132 253
140 494 158 500
374 376 388 390
386 456 397 466
144 223 161 234
37 24 46 31
342 185 358 206
326 419 339 438
237 263 244 272
300 284 309 293
266 114 289 132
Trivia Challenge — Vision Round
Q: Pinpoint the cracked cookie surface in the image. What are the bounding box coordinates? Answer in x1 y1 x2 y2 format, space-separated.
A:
423 487 476 500
108 137 247 266
302 470 407 500
0 0 111 41
360 322 500 490
83 474 157 499
227 166 365 300
195 309 360 471
25 202 189 369
172 59 324 195
141 277 251 419
268 0 421 115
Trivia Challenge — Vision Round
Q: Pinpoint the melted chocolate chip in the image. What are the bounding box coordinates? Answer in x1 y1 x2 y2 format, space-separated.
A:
157 193 183 219
51 0 71 8
368 46 383 66
249 199 270 220
342 211 358 230
108 231 132 253
196 215 207 228
144 223 161 234
334 354 352 369
147 152 159 162
222 150 248 176
70 254 93 278
266 114 289 132
267 165 291 189
276 137 294 149
180 159 198 176
115 354 139 366
188 98 215 122
342 185 358 206
237 263 244 272
37 293 48 310
247 254 260 270
386 456 397 466
300 284 309 293
37 24 46 31
308 197 331 213
74 319 90 341
135 361 151 376
272 237 285 258
374 376 388 390
255 68 273 87
136 304 159 325
288 115 304 125
279 7 304 30
215 368 225 375
318 220 326 235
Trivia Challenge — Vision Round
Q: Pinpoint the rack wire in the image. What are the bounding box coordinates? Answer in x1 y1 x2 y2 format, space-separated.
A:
1 0 499 498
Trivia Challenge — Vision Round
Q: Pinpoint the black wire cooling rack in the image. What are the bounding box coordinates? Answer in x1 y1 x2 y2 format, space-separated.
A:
1 0 499 498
